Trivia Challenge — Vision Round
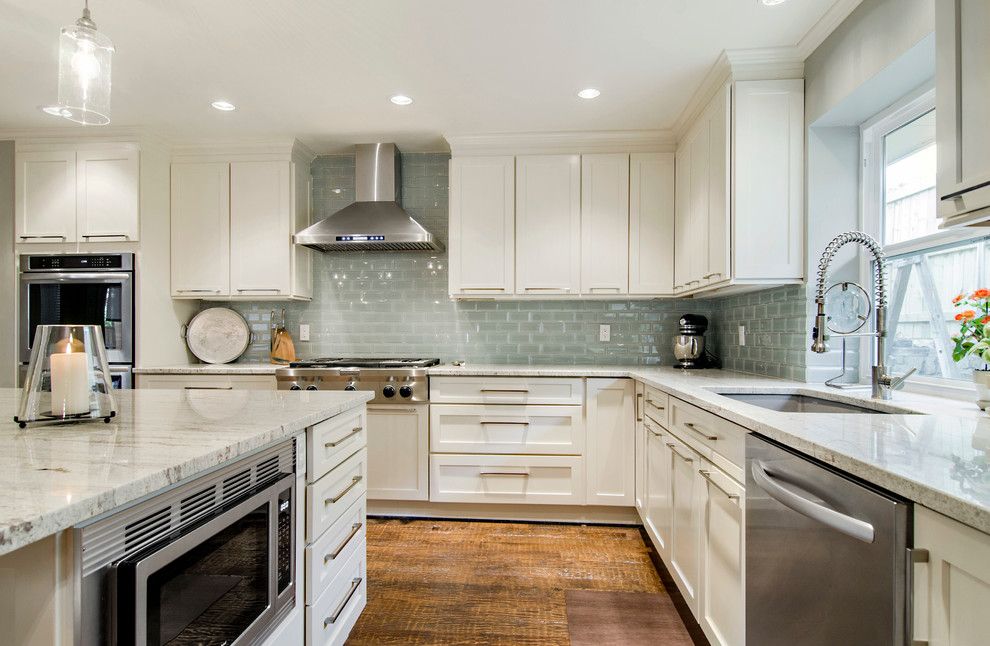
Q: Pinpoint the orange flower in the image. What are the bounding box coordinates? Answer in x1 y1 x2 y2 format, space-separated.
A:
953 293 966 304
956 310 977 321
982 316 990 325
973 289 990 299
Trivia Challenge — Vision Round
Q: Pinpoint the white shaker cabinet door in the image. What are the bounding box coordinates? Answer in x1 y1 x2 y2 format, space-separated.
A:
698 460 744 646
673 146 691 294
366 404 429 501
170 162 230 297
229 161 292 297
515 154 581 295
448 156 515 296
634 382 646 513
705 84 730 287
686 119 711 291
585 378 635 506
580 153 629 295
15 150 77 243
76 147 140 242
644 417 673 561
629 153 675 295
668 432 702 615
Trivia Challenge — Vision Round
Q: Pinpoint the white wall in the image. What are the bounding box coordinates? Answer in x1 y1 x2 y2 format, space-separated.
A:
0 141 14 387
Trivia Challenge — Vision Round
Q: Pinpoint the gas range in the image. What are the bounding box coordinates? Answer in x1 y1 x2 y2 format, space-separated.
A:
275 358 439 404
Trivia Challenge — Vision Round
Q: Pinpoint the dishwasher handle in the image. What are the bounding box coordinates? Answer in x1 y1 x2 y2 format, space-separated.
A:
751 460 876 544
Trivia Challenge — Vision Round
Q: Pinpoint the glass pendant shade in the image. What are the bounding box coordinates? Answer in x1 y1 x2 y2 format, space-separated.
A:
57 12 114 125
16 325 117 428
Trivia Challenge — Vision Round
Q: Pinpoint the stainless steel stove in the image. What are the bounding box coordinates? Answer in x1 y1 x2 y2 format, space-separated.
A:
275 358 439 403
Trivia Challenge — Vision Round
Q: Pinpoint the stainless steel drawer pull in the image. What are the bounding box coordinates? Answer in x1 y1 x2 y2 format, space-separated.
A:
683 421 717 441
324 522 363 563
480 420 530 426
324 577 363 627
941 178 990 201
646 399 666 410
699 470 740 501
687 280 700 285
635 392 643 421
460 287 506 291
81 233 129 239
325 427 363 448
184 386 233 390
645 423 663 438
666 443 694 462
325 476 363 505
19 235 66 240
703 272 722 279
480 388 530 393
524 287 570 291
175 289 221 293
236 288 281 292
479 471 530 477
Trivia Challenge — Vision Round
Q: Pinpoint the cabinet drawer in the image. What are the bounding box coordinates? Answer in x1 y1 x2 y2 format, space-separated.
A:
305 497 366 604
307 449 367 542
305 539 367 646
136 374 277 390
430 454 585 505
430 404 584 455
430 376 584 405
643 385 669 427
669 397 745 474
307 408 368 483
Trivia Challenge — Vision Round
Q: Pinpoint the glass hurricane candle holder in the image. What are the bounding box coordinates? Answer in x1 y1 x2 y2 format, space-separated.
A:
15 324 117 428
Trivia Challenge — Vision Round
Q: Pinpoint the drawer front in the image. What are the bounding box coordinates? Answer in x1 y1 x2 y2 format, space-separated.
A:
305 497 367 604
305 540 367 646
308 408 368 483
430 376 585 405
643 385 670 427
430 454 585 505
136 374 277 390
430 404 585 455
307 448 368 542
669 397 745 471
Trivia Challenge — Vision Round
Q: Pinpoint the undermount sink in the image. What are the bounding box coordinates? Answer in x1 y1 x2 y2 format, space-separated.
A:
717 393 919 415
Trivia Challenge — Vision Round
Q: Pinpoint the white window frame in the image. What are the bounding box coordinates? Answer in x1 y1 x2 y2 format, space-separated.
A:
859 84 984 399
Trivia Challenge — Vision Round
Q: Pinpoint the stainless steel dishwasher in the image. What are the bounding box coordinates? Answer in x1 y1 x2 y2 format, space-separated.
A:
746 434 911 645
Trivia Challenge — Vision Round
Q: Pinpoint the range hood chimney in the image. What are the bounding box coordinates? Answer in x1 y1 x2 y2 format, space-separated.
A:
294 143 443 252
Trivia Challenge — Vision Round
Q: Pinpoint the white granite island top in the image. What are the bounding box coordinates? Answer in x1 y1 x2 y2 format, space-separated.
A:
0 388 373 556
133 362 281 375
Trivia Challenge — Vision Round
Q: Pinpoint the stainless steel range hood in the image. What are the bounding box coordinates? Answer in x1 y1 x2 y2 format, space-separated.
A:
294 143 443 252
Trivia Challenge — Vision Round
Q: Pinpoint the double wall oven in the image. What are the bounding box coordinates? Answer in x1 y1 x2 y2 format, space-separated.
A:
19 253 134 388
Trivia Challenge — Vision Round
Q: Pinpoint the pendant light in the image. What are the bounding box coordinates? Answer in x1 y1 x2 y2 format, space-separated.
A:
55 0 115 125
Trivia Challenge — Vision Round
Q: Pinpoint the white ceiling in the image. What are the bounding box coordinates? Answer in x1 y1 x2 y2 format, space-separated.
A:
1 0 844 152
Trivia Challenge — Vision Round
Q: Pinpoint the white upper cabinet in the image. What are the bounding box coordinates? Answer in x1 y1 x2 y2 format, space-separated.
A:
585 378 635 506
706 85 730 287
515 154 581 295
581 153 629 295
229 161 292 297
673 146 691 293
170 162 230 297
76 148 140 242
16 151 77 243
687 116 712 290
629 153 675 295
448 156 515 296
936 0 990 226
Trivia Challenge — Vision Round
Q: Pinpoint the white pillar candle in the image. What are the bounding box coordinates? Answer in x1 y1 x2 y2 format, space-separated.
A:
50 351 90 416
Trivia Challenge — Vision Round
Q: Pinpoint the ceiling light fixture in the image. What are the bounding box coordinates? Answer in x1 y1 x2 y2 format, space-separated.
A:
578 88 601 99
45 0 115 125
761 0 788 5
211 100 236 111
390 95 413 106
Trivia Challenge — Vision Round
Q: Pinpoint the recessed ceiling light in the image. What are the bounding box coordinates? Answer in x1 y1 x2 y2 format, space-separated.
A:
578 88 601 99
39 104 71 117
390 95 413 106
761 0 788 5
211 100 236 111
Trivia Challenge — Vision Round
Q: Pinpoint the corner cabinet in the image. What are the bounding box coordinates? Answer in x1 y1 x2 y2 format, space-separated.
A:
170 143 313 301
585 378 635 505
936 0 990 227
16 145 139 244
673 79 804 296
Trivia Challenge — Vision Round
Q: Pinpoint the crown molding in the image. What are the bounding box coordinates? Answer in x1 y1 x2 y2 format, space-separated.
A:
796 0 865 60
0 126 171 151
444 130 676 156
170 138 314 163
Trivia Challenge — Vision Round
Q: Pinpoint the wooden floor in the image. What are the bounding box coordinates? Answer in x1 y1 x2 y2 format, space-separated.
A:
346 518 670 645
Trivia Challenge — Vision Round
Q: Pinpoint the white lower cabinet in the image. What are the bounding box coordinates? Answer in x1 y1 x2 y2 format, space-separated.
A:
644 417 673 560
634 382 646 513
430 454 585 505
585 378 635 506
366 404 429 501
668 432 702 613
698 459 744 646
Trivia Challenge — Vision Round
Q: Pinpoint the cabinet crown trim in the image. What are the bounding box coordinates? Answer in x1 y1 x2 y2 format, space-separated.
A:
445 130 676 156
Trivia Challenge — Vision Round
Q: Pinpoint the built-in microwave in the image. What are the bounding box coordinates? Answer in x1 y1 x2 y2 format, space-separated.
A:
18 253 135 371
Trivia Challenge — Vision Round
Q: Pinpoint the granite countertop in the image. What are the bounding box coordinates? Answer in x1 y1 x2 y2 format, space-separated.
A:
0 388 373 556
133 363 281 375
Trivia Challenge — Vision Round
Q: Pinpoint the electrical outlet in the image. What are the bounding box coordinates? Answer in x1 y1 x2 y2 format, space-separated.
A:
599 324 611 342
299 324 310 342
738 325 746 346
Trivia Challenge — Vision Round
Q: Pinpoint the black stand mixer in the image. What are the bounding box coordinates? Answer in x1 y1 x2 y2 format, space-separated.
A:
673 314 721 369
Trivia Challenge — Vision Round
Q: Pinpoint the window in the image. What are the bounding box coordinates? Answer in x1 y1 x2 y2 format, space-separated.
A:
861 87 985 392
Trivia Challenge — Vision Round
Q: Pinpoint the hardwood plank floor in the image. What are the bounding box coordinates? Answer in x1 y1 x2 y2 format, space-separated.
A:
346 518 669 645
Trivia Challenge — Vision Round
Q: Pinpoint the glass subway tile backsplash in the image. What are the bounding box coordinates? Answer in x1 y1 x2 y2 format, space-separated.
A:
206 152 808 377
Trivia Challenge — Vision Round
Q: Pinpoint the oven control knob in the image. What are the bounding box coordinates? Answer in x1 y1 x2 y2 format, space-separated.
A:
289 384 301 391
305 385 318 391
399 385 413 398
382 385 396 398
344 382 357 391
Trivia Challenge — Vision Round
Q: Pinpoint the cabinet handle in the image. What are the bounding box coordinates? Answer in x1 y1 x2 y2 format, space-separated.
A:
323 522 363 563
459 287 506 291
479 471 530 477
687 280 700 286
523 287 570 291
636 392 643 421
684 421 718 441
940 178 990 201
703 272 722 279
82 234 129 239
175 289 221 293
236 288 282 293
325 475 363 505
324 427 363 448
19 235 66 240
589 287 621 292
184 386 233 390
323 577 363 627
667 442 694 462
480 388 530 393
480 420 530 426
699 469 740 501
646 398 665 410
645 423 662 438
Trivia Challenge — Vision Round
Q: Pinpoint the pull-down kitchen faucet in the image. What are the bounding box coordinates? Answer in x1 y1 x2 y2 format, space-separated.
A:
811 231 916 400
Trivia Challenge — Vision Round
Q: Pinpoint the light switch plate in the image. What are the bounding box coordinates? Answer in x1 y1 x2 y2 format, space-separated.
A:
299 324 310 342
738 325 746 346
599 324 611 342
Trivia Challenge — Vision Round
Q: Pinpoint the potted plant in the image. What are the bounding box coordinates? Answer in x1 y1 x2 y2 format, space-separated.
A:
951 288 990 408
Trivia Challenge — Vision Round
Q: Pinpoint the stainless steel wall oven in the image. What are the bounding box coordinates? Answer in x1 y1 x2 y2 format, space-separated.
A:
76 441 297 645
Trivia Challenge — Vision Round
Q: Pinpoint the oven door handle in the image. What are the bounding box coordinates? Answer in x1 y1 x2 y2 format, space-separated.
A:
20 272 132 282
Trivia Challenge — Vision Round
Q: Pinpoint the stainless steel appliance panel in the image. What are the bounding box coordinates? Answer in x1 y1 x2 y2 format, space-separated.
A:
746 434 909 646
